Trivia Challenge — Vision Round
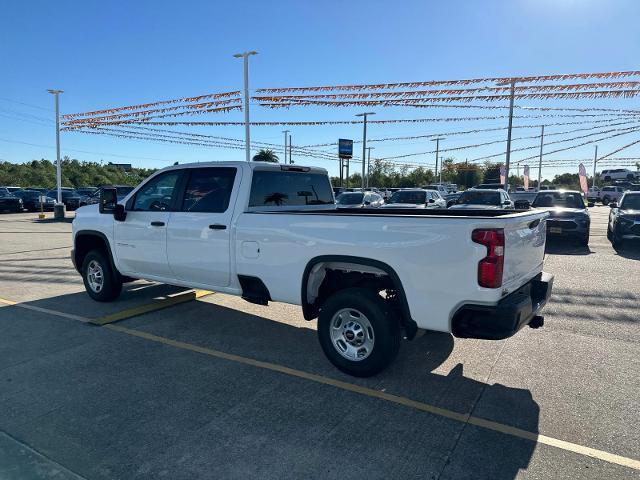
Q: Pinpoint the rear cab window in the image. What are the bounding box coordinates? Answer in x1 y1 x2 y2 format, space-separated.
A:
248 169 334 209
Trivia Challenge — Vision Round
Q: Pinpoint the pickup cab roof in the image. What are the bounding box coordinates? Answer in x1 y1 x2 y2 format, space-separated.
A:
156 161 328 176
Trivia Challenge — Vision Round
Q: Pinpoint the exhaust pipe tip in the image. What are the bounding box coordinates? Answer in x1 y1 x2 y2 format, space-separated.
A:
529 315 544 329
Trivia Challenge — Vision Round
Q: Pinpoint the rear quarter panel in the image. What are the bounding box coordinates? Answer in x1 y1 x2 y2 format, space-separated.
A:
234 210 548 333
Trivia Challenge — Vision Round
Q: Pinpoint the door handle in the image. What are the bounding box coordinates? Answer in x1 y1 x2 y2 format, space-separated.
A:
209 224 227 230
150 221 165 227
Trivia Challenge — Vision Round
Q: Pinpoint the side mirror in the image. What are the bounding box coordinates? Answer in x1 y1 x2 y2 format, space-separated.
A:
609 202 618 209
99 187 117 214
428 198 435 204
514 200 530 210
587 201 595 208
364 200 371 205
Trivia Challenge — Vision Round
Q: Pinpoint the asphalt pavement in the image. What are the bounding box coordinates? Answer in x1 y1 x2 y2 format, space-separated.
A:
0 207 638 479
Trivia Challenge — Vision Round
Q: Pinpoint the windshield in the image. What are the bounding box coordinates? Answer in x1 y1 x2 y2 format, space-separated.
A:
336 192 364 205
457 191 501 205
388 191 426 204
620 194 640 210
533 192 585 208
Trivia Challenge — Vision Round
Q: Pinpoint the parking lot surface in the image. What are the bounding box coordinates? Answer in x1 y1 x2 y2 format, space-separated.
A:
1 207 639 479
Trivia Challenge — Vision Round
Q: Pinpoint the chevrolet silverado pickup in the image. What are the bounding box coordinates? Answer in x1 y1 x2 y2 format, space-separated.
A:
72 161 553 377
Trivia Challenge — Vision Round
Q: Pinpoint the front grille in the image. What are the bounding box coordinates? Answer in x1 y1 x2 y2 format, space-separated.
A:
547 219 577 230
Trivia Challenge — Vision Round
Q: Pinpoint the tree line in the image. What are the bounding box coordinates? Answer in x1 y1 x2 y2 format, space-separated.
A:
0 158 158 189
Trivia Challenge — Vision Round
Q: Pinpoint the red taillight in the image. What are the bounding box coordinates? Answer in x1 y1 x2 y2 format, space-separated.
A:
472 228 505 288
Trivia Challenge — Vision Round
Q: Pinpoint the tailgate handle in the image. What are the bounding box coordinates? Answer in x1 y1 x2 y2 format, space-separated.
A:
528 219 540 229
150 221 165 227
209 224 227 230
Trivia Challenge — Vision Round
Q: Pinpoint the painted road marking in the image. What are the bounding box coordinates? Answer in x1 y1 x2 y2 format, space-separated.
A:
0 297 90 323
91 289 212 325
1 296 639 471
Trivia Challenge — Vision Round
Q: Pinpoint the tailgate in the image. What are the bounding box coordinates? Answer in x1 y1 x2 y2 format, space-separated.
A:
502 212 548 292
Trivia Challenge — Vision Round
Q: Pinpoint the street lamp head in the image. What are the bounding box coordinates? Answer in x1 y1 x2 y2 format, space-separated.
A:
47 89 64 94
430 137 446 142
355 112 376 117
233 51 258 58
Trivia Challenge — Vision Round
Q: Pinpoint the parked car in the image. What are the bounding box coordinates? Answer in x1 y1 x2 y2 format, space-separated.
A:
587 186 601 203
12 190 56 211
474 183 512 193
76 187 98 197
25 187 48 193
46 188 84 210
449 189 514 210
600 186 626 205
381 189 446 209
601 168 639 182
2 186 23 193
423 184 450 198
336 191 384 208
532 190 590 245
444 192 463 207
607 192 640 247
0 188 23 212
72 161 553 376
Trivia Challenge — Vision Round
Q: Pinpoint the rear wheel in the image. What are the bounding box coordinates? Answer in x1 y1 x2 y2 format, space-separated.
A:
317 288 401 377
81 250 122 302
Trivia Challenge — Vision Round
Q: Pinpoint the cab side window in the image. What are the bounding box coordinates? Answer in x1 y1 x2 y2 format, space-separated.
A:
181 168 237 213
133 171 181 211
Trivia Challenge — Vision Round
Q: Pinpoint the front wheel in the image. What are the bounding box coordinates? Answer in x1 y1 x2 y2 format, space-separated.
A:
602 196 610 205
317 288 401 377
81 250 122 302
578 232 590 246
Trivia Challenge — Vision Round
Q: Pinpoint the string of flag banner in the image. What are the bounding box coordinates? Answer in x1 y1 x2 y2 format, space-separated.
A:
255 70 640 92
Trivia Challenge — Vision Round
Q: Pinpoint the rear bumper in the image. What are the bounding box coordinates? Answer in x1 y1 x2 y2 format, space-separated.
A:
452 272 554 340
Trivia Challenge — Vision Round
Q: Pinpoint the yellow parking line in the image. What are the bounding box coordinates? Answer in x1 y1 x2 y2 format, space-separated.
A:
105 322 638 472
1 294 638 471
91 289 212 326
0 297 90 323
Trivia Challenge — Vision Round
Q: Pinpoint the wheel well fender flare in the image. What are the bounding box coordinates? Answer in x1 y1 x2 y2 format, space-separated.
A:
74 230 117 275
300 255 413 324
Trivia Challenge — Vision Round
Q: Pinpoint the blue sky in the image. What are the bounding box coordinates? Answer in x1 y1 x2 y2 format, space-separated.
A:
1 0 639 180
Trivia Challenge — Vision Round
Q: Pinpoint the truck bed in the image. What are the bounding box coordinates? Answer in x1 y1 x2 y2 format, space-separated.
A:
247 207 537 217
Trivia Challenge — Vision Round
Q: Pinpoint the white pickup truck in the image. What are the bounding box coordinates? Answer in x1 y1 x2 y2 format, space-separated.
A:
72 161 553 377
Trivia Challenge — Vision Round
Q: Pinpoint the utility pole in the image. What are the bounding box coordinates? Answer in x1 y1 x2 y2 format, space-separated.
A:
592 145 598 188
345 158 350 188
356 112 375 191
282 130 289 164
366 146 374 188
233 51 257 162
431 137 445 184
537 125 544 190
47 89 63 206
503 79 516 190
289 134 292 164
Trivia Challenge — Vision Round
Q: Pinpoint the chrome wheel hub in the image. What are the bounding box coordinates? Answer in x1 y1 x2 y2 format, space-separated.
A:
87 260 104 293
329 308 375 361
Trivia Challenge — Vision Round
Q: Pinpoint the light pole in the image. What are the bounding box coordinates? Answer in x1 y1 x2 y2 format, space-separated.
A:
282 130 289 164
355 112 375 191
431 137 445 184
233 51 257 162
366 146 375 188
592 145 598 188
496 79 517 190
47 89 63 205
537 125 544 190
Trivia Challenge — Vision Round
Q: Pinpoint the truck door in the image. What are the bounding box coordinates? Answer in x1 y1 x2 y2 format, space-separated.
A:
167 167 239 287
114 170 183 278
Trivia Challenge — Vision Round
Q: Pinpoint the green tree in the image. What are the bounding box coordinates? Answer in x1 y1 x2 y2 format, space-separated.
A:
252 149 279 163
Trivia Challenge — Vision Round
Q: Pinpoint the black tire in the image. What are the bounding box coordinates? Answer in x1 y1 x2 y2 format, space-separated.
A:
317 288 401 377
607 226 613 241
602 196 610 205
81 249 122 302
611 230 624 249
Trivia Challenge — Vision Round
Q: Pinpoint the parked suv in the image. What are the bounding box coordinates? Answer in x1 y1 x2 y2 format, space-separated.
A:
601 169 639 182
600 186 626 205
532 190 590 246
607 192 640 247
